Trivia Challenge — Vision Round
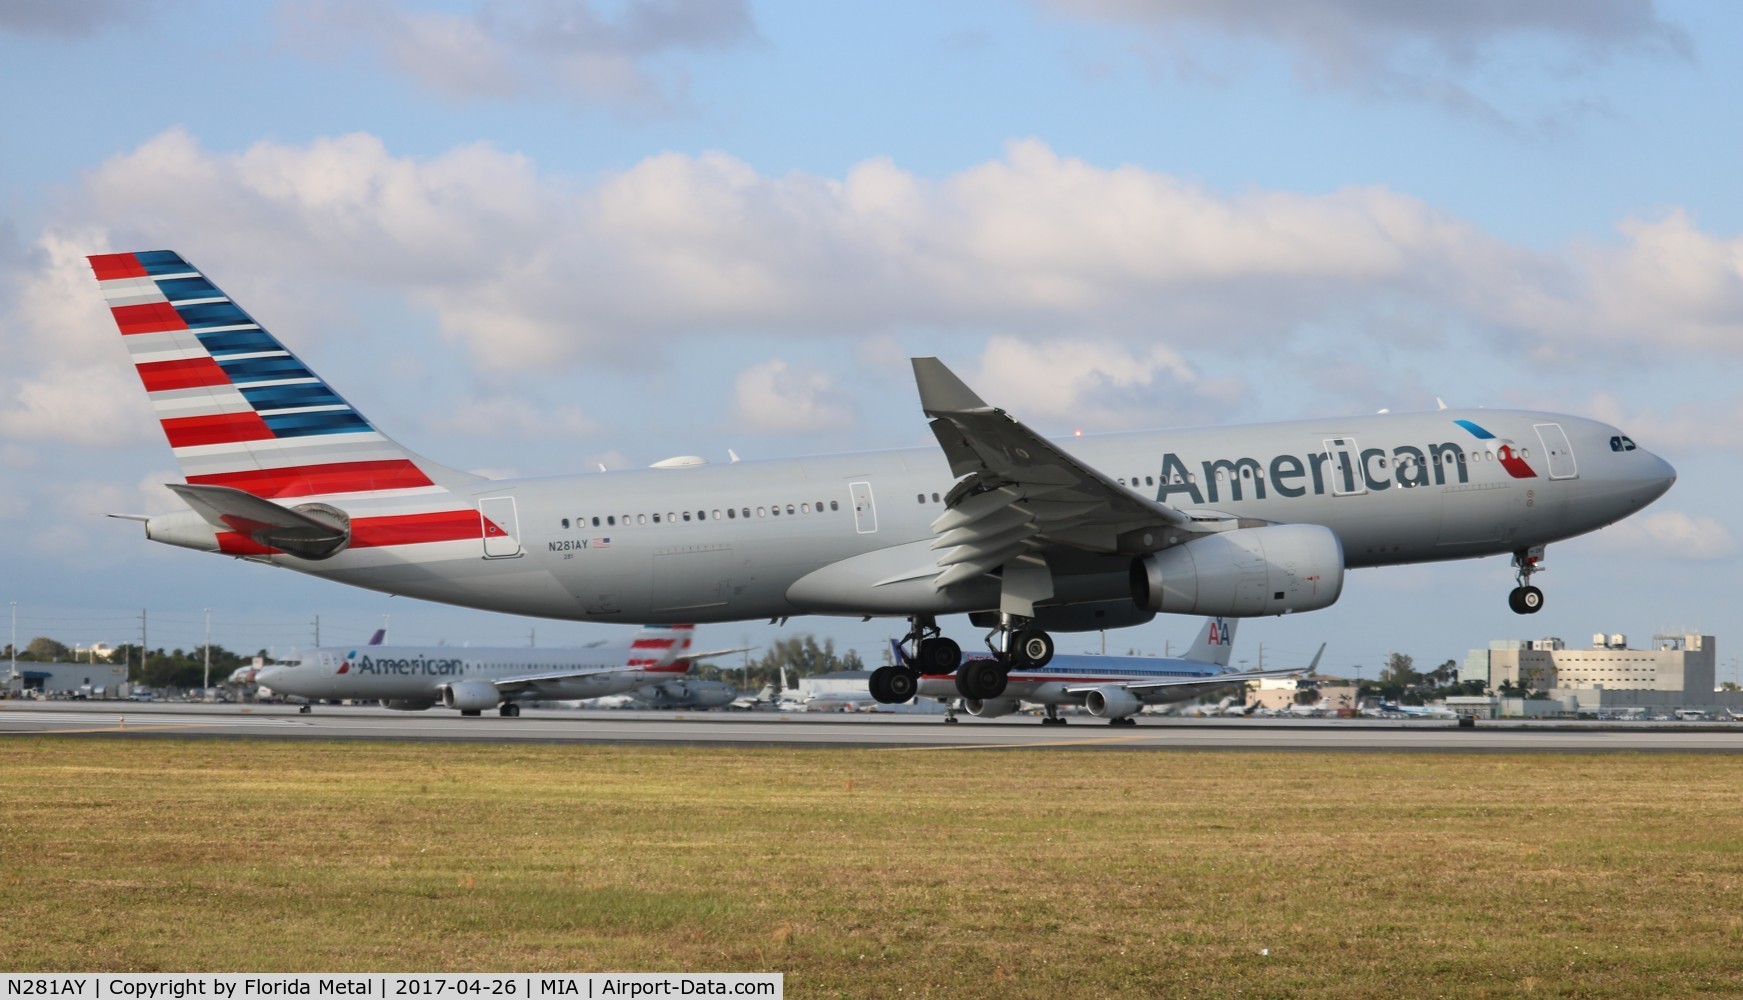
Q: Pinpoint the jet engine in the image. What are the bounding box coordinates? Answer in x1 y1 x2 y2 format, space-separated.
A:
965 697 1021 718
1131 523 1344 617
382 699 436 711
439 680 500 712
1084 687 1142 720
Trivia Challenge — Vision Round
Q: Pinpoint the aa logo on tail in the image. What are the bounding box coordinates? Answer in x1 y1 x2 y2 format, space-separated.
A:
1207 618 1230 646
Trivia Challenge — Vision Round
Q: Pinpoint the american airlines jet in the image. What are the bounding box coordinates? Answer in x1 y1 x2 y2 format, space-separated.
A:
255 624 727 716
903 617 1318 725
94 251 1676 705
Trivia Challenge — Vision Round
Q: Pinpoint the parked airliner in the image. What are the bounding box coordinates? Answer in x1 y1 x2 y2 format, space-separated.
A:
255 624 737 716
903 617 1317 725
94 251 1675 704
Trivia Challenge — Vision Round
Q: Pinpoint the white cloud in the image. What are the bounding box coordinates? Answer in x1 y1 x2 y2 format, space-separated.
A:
279 0 757 111
1592 510 1737 562
969 336 1212 431
730 360 853 433
424 396 600 439
11 127 1743 453
0 363 154 449
1045 0 1690 121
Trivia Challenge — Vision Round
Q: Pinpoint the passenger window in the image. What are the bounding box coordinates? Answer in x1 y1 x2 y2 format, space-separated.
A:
772 505 780 516
682 512 692 521
561 518 570 529
637 514 646 525
667 512 676 523
917 493 926 504
931 493 940 503
698 511 705 520
742 508 751 518
801 503 811 514
712 510 721 520
728 509 736 519
1145 476 1153 486
786 504 795 515
830 501 839 511
758 506 766 517
653 514 661 524
593 517 601 527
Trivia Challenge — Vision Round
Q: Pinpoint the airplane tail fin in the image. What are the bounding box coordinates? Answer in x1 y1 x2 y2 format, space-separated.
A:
632 624 696 672
367 628 386 646
1184 617 1238 667
90 251 479 502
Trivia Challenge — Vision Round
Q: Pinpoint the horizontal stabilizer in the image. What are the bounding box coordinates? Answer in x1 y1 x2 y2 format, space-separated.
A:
167 483 350 560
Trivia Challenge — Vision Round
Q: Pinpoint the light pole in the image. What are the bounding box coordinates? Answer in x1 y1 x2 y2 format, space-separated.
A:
203 608 212 695
9 601 15 688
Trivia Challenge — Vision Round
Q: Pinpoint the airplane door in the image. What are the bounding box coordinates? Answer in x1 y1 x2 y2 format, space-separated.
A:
1534 423 1578 480
479 496 523 558
1321 438 1367 496
849 481 877 533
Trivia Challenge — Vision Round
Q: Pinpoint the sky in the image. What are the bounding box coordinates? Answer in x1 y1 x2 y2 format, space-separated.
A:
1 0 1739 678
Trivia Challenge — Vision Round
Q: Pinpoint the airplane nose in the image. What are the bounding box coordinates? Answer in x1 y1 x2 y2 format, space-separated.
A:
255 666 285 687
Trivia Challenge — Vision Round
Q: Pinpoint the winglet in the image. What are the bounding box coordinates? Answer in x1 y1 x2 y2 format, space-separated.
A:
912 357 989 415
1306 642 1326 674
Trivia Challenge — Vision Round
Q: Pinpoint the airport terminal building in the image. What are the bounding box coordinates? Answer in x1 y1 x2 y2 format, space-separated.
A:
1461 631 1727 715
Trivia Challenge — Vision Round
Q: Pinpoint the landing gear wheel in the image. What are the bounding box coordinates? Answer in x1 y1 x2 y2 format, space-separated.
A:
1010 629 1054 668
916 636 962 672
499 703 521 717
298 704 311 714
1109 717 1137 727
885 668 919 704
461 709 482 717
1509 586 1544 615
954 661 1008 700
869 666 896 704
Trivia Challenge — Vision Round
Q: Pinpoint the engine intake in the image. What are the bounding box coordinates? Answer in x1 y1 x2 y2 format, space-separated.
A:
439 680 500 712
1083 687 1142 719
1132 524 1343 617
964 697 1021 718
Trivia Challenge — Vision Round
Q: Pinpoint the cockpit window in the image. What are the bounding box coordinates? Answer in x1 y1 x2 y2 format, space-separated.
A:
1610 436 1638 452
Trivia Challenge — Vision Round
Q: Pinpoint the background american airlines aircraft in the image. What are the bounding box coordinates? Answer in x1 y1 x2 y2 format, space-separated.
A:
255 623 735 716
906 617 1318 725
95 251 1675 703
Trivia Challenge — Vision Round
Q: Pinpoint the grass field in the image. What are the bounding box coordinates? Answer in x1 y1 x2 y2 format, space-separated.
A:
2 740 1742 997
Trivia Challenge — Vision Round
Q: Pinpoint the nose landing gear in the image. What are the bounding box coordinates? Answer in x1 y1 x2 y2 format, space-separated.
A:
1509 547 1545 615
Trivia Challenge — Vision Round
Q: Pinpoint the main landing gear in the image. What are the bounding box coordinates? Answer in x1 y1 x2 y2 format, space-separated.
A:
499 703 521 717
954 614 1055 702
1041 704 1067 726
867 615 1058 707
870 616 959 705
1509 547 1546 615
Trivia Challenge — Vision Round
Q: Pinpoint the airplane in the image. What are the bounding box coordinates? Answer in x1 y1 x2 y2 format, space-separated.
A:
592 677 740 710
1369 700 1458 719
254 624 740 716
93 251 1676 705
227 627 385 687
904 617 1321 725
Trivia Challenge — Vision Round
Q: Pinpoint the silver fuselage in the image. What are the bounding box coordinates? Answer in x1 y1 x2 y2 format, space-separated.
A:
158 408 1675 624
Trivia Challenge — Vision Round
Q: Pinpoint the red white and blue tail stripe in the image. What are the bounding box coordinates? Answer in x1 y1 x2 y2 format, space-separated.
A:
93 250 494 560
629 624 696 672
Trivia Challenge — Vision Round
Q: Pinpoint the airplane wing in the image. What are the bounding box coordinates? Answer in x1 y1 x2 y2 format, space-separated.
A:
912 358 1207 592
1065 666 1306 697
683 645 755 661
491 667 652 695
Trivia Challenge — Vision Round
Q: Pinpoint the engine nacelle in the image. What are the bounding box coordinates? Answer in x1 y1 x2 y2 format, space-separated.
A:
1131 523 1344 617
382 699 436 711
1083 687 1142 719
971 599 1156 634
439 680 500 712
965 697 1021 718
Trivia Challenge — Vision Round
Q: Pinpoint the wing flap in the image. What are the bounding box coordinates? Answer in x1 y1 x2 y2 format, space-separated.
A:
911 357 1198 590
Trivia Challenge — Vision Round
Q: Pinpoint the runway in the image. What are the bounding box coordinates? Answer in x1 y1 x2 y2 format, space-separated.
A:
6 700 1743 751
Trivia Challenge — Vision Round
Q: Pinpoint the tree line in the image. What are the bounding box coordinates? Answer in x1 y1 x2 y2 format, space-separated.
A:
4 637 264 690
